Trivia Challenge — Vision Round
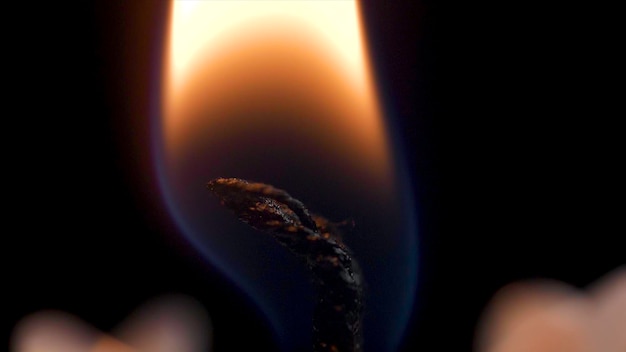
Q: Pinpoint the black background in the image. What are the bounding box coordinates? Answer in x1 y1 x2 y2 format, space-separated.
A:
6 1 621 351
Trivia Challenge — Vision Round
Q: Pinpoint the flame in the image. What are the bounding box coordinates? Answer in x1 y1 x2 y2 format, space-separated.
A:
162 0 392 187
158 1 417 350
168 1 368 94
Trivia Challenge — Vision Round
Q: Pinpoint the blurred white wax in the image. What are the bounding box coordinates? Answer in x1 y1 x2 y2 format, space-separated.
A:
11 295 212 352
476 266 626 352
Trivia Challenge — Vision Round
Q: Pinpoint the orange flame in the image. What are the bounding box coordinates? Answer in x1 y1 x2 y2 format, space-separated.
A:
158 3 417 350
162 0 393 188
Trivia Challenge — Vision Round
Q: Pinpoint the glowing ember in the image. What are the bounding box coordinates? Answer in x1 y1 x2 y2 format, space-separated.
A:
154 1 417 350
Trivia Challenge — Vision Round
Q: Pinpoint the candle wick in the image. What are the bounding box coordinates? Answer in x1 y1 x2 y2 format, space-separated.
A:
207 177 364 352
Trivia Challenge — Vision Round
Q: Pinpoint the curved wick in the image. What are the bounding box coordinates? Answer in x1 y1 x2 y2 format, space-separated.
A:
207 177 364 352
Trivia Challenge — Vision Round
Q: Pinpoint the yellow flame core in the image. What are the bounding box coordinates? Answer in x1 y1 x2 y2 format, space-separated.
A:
164 0 393 188
169 1 366 93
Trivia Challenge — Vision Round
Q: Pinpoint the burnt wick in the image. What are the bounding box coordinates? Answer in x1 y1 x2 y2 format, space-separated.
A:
207 178 364 352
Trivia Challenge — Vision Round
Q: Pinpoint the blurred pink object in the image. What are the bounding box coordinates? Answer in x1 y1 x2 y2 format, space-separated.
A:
11 295 212 352
476 266 626 352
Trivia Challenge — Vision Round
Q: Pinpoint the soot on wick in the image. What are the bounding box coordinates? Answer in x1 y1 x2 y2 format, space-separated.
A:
207 177 364 352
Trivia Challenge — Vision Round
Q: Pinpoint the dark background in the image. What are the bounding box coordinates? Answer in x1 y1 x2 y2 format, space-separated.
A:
7 1 621 351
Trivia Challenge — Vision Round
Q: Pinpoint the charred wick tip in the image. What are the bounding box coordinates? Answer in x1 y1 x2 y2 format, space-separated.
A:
207 177 318 231
207 178 364 352
206 177 247 195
